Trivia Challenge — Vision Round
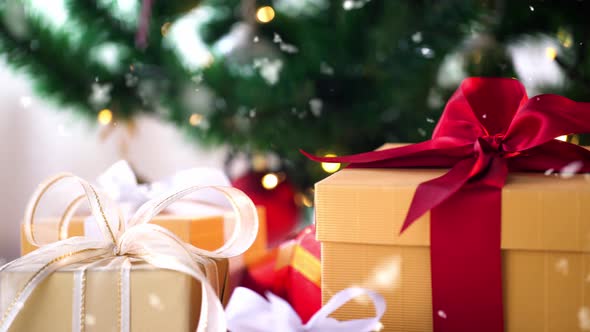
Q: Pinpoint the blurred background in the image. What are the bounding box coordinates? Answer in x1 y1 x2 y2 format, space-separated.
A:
0 0 589 260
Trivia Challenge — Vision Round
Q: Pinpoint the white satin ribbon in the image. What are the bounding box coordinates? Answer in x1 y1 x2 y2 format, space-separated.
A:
225 287 386 332
80 161 232 240
0 172 259 332
96 160 232 213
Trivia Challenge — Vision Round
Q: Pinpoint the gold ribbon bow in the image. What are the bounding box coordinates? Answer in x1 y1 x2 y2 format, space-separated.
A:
0 173 259 332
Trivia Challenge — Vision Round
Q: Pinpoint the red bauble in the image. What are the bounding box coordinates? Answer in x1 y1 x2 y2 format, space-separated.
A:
232 171 299 246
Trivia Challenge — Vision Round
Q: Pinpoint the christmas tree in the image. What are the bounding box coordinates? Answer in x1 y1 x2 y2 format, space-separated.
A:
0 0 588 195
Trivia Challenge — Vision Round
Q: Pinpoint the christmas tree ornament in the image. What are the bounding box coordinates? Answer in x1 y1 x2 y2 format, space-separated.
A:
232 171 299 246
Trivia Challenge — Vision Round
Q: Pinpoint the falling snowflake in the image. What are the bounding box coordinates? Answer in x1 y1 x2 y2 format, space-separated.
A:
544 168 555 176
320 62 334 75
253 36 259 43
579 307 590 330
482 114 487 119
560 161 583 179
309 98 323 117
280 43 299 54
555 258 569 276
273 33 283 43
529 5 535 11
420 47 435 58
86 314 96 326
253 58 283 85
149 293 165 311
89 82 112 107
411 31 423 43
249 108 257 118
437 310 447 319
418 128 427 137
343 0 370 10
426 117 435 123
273 33 299 54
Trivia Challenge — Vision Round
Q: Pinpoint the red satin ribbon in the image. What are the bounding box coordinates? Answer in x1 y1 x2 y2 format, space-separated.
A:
303 77 590 332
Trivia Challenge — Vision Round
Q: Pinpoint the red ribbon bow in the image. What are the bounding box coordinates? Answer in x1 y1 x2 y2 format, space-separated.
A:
304 77 590 332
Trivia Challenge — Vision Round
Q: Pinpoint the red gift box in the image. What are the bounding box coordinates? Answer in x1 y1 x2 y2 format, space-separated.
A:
240 225 321 323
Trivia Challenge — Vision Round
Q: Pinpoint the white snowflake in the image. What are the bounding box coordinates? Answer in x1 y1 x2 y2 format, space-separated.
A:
412 31 423 43
437 310 447 319
309 98 323 117
343 0 370 10
89 82 112 107
253 58 283 85
555 258 569 276
560 161 583 179
579 307 590 330
148 293 165 311
320 62 334 75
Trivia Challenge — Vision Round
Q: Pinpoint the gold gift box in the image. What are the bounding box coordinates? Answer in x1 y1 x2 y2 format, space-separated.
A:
315 144 590 331
3 259 229 332
21 208 267 266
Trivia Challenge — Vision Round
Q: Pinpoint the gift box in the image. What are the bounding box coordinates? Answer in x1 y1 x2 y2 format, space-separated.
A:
2 172 260 332
309 78 590 331
2 259 228 332
241 225 321 323
316 153 590 331
20 209 268 266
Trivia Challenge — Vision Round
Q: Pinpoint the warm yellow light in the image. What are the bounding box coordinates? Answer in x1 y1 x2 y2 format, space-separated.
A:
189 113 203 126
161 22 172 36
97 109 113 125
256 6 275 23
546 47 557 60
321 154 341 173
556 135 568 141
261 173 279 190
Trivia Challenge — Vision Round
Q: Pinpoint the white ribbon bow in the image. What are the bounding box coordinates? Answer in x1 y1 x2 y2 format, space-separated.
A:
97 160 232 215
0 173 259 332
225 287 386 332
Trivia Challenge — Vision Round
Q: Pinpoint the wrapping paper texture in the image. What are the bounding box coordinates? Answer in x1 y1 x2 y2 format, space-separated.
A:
316 146 590 331
2 260 229 332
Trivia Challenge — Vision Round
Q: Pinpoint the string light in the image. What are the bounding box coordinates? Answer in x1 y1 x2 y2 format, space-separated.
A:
256 6 275 23
546 47 557 60
261 173 279 190
321 154 341 173
97 109 113 125
189 113 203 126
161 22 171 36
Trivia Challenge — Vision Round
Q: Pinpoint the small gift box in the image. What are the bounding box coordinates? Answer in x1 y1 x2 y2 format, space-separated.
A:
308 78 590 331
1 172 259 331
20 161 268 268
242 225 321 323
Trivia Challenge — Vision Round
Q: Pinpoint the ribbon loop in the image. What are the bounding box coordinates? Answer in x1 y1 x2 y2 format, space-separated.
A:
23 173 124 247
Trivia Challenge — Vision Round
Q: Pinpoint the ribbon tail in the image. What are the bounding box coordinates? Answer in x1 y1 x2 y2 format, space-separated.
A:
508 139 590 172
400 158 476 233
301 140 473 168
